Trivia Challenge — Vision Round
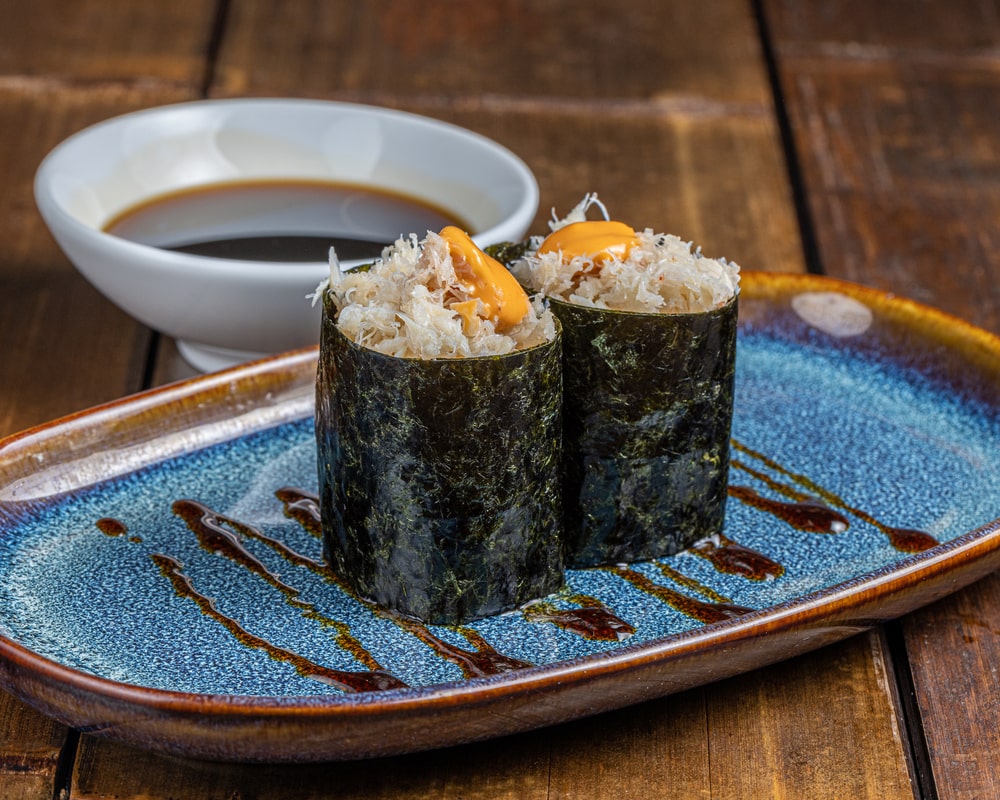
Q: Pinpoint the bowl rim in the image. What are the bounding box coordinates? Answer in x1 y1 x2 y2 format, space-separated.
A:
33 97 540 279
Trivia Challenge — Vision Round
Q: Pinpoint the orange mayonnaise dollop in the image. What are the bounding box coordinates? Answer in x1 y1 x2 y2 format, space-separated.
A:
537 220 638 264
440 226 530 331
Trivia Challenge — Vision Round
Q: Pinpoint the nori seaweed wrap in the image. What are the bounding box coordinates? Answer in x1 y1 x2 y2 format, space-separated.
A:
315 228 564 624
552 296 737 565
506 195 740 566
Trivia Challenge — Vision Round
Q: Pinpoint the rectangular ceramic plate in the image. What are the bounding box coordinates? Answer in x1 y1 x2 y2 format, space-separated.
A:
1 272 999 763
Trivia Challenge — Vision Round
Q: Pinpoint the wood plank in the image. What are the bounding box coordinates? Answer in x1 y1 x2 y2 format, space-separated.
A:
764 3 1000 798
149 337 200 387
546 689 711 799
203 0 804 287
706 631 914 799
0 694 67 800
72 728 553 800
0 0 215 432
67 635 919 800
547 635 915 800
766 55 1000 331
1 5 214 788
206 0 805 276
0 84 196 437
763 0 1000 55
903 574 1000 800
212 0 771 104
0 1 218 85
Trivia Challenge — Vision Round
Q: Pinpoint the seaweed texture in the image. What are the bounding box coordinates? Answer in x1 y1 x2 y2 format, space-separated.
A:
316 295 564 624
551 296 738 566
484 240 532 265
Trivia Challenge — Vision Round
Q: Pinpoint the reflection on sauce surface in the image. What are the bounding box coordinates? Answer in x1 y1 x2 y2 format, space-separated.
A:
276 486 322 537
523 597 636 642
688 533 785 581
104 180 466 263
728 484 849 534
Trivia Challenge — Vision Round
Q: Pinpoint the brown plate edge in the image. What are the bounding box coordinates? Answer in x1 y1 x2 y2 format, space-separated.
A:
0 273 998 762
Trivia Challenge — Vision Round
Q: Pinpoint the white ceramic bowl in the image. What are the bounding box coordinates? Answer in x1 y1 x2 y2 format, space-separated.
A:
35 98 539 372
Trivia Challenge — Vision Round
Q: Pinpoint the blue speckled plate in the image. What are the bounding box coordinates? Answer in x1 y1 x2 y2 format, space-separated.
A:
1 272 999 763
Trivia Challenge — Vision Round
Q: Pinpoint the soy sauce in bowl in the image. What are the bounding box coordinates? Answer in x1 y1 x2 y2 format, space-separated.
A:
104 180 467 263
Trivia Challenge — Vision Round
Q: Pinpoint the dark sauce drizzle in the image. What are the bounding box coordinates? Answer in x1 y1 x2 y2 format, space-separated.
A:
387 613 532 677
729 483 849 535
96 517 127 537
171 499 383 673
271 490 535 678
95 517 142 543
522 593 636 642
598 517 785 590
609 566 752 624
729 458 850 534
687 533 786 581
274 489 628 657
654 562 733 604
92 430 938 694
151 553 405 692
731 440 938 552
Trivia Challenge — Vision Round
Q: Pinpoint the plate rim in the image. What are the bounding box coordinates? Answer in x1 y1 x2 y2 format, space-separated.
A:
2 270 999 757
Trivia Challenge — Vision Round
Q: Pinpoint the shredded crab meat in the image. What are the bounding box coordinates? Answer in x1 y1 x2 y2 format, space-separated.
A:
512 194 740 314
315 232 556 359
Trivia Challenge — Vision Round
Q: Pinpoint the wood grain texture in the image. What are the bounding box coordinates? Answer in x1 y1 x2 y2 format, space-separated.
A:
763 0 1000 55
211 0 771 105
150 337 200 387
0 0 211 438
768 55 1000 332
546 690 711 800
71 728 553 800
0 84 194 438
764 2 1000 797
706 632 914 799
903 574 1000 800
0 694 66 800
0 1 218 85
65 635 919 800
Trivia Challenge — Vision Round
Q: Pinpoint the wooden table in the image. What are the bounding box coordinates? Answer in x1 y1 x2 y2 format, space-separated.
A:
1 2 998 797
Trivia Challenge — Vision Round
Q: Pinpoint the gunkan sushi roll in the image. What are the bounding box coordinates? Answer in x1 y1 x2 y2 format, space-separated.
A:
509 195 740 567
315 227 564 624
